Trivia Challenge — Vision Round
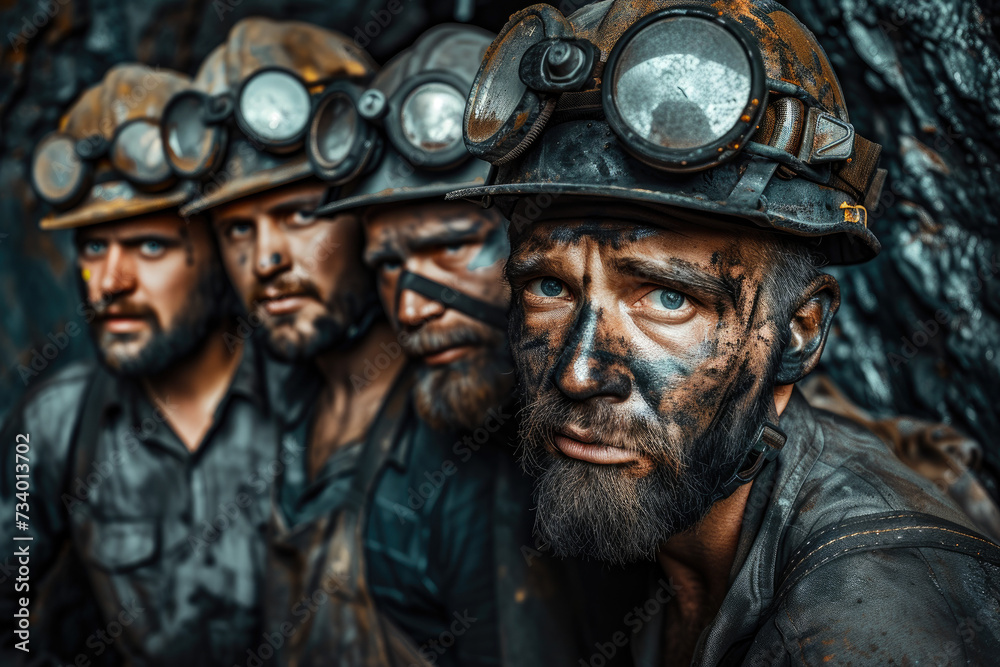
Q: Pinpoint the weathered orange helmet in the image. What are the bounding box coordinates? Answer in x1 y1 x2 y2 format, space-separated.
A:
452 0 887 264
31 64 193 230
167 17 378 216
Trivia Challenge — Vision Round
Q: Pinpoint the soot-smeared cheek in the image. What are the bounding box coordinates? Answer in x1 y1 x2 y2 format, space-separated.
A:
509 303 556 391
628 342 697 414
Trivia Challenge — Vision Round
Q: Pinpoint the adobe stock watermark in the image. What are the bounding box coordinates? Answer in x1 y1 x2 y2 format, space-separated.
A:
414 610 478 665
887 253 999 369
59 396 177 515
187 435 304 554
16 292 113 386
578 577 681 667
351 0 417 49
392 402 513 521
6 0 71 53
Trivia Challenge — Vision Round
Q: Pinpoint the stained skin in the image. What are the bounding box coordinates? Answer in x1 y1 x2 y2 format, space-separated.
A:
363 200 513 431
508 218 784 472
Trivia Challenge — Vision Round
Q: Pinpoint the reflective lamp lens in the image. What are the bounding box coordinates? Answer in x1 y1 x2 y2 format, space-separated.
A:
163 92 217 176
32 134 85 204
611 17 752 150
112 121 171 185
401 83 465 153
239 71 310 143
312 92 357 168
467 15 544 143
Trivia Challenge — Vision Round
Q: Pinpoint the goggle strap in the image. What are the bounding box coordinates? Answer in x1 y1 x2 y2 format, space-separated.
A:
396 270 508 331
831 135 883 204
726 157 780 209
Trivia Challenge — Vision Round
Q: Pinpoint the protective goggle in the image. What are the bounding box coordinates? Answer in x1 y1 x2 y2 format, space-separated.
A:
161 67 322 178
31 119 173 208
307 70 471 184
466 5 869 180
162 67 470 185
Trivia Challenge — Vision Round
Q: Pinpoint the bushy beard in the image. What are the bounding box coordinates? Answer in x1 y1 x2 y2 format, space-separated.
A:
94 262 229 377
520 371 775 565
406 322 514 432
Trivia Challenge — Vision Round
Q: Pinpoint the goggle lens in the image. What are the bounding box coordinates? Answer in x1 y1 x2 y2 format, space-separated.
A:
112 120 171 185
32 134 85 204
163 92 218 177
466 15 544 144
238 71 310 143
312 92 358 168
611 16 752 151
401 82 465 153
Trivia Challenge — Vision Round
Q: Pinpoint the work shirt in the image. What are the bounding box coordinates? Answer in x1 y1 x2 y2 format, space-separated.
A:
265 364 501 667
0 342 279 666
630 389 1000 666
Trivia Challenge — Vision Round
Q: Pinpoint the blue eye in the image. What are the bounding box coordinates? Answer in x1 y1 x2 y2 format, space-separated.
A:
84 240 107 256
140 240 165 257
229 222 253 239
527 277 568 298
658 289 685 310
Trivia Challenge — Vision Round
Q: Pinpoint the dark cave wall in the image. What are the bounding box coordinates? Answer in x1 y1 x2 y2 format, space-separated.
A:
1 0 998 471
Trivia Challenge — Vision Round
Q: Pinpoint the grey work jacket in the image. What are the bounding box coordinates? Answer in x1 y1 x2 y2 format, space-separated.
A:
0 343 279 666
631 389 1000 666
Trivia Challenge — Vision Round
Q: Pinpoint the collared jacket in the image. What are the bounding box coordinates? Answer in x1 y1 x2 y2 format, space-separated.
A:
0 342 280 666
264 362 649 667
631 390 1000 666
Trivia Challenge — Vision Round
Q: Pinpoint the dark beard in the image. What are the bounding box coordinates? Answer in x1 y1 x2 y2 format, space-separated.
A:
407 324 514 432
263 292 378 362
95 262 228 377
520 371 775 565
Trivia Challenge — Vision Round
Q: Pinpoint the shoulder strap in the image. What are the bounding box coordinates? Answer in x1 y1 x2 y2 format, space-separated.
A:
718 511 1000 667
773 510 1000 607
69 367 112 494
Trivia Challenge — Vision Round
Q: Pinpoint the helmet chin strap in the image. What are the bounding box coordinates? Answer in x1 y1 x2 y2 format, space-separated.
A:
394 269 508 331
710 399 787 505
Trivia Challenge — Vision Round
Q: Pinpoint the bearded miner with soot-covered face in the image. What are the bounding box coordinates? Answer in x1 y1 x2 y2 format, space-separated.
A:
449 1 1000 665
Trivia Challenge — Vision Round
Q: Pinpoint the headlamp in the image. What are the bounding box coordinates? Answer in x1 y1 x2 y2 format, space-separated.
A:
163 66 469 186
464 5 871 182
464 5 576 164
307 70 471 185
161 67 319 180
603 8 766 172
31 119 173 208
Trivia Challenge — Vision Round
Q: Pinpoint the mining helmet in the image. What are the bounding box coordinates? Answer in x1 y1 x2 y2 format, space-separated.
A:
30 64 194 230
313 24 495 216
450 0 888 264
166 18 378 216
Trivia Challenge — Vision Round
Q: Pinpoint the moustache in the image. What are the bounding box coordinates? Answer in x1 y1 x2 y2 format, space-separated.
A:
250 275 323 308
402 324 489 359
93 298 156 321
521 387 682 468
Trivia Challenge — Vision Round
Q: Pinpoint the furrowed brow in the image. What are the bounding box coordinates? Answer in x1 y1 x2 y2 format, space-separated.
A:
613 257 736 305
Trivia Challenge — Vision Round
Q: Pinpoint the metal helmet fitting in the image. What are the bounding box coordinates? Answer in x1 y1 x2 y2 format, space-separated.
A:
450 0 887 264
313 23 495 217
168 18 378 216
31 64 193 230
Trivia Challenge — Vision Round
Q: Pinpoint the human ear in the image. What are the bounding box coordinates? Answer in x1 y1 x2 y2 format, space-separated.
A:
775 274 840 384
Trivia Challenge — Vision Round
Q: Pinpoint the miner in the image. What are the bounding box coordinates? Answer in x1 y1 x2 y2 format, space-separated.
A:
0 64 278 665
312 23 647 666
171 19 501 666
450 1 1000 664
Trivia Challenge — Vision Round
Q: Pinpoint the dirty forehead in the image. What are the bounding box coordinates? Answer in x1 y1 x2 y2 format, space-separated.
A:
506 203 781 302
362 201 504 262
